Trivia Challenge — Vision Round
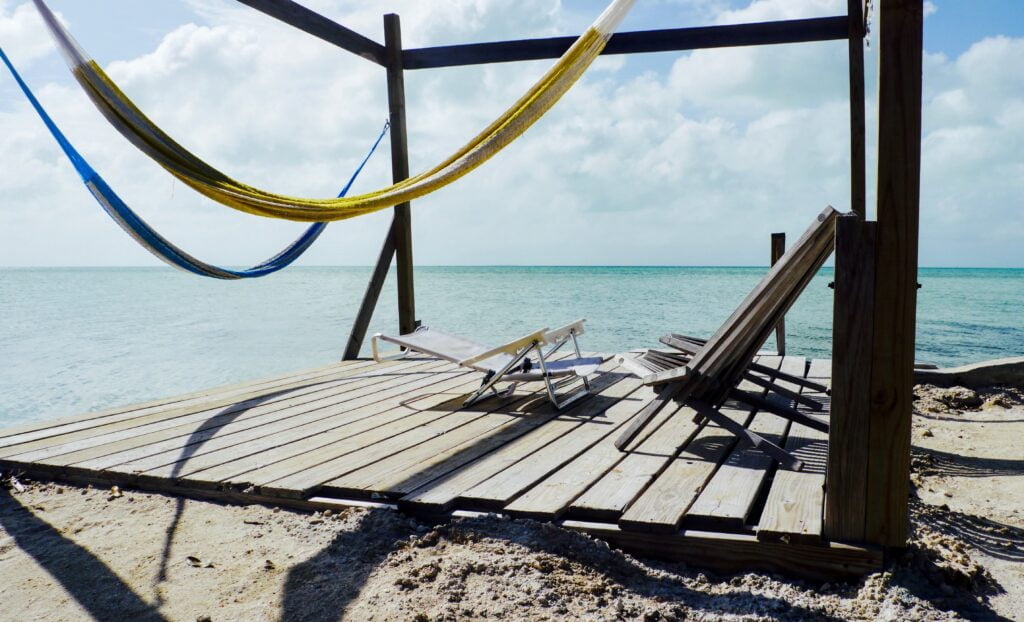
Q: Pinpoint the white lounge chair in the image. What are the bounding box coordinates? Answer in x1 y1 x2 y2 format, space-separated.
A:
371 319 603 409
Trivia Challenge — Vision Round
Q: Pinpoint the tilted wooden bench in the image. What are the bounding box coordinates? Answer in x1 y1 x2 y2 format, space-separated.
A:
615 206 840 470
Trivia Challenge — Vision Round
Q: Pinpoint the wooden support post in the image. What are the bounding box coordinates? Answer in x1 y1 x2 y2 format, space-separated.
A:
770 233 786 355
848 0 867 217
865 0 923 548
342 222 397 360
384 13 417 336
826 214 877 542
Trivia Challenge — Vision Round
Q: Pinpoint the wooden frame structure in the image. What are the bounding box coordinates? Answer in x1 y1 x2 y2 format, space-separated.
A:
234 0 923 554
0 2 918 575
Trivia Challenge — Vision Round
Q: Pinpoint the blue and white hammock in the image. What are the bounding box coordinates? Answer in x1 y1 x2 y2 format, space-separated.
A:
1 47 388 279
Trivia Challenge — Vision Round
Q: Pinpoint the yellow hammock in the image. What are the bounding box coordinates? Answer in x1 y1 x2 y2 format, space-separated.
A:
33 0 635 223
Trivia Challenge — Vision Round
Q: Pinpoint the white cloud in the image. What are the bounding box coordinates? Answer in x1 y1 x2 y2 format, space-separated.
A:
917 35 1024 266
0 0 1021 269
0 0 54 64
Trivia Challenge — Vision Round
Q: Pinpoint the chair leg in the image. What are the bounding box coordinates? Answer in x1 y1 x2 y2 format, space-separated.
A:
569 330 591 392
463 345 534 408
535 345 560 407
689 398 804 471
535 329 594 411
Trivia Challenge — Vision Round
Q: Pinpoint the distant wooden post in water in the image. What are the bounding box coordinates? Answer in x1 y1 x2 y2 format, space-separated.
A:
770 232 786 355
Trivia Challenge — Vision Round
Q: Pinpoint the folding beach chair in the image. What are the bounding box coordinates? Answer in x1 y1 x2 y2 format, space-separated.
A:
613 207 841 469
371 319 603 410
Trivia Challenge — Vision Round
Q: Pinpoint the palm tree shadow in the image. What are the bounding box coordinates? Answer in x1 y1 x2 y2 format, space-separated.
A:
0 486 167 622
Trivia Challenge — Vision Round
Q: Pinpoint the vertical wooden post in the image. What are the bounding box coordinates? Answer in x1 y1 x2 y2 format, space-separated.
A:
848 0 867 218
384 13 417 336
770 233 786 355
342 222 397 360
826 214 877 542
341 12 415 360
865 0 922 548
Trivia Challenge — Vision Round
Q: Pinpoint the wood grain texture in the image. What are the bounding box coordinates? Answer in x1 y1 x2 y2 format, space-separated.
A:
684 357 805 531
0 359 381 448
242 354 581 497
105 363 472 481
866 0 923 548
402 17 849 69
503 384 661 519
9 359 446 466
564 521 881 581
771 232 787 355
615 359 783 533
327 369 627 496
848 0 867 217
0 356 873 580
826 215 877 541
0 359 418 458
384 14 417 336
454 378 644 509
235 0 385 64
395 366 627 511
758 358 831 544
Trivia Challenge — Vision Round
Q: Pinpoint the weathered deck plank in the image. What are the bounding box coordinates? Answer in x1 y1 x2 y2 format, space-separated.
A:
4 359 447 465
246 354 584 497
616 357 784 533
138 361 525 489
502 384 660 519
387 368 634 510
0 358 422 459
91 362 471 479
330 372 632 498
0 358 382 445
757 358 831 543
572 357 779 524
0 356 866 580
683 356 805 530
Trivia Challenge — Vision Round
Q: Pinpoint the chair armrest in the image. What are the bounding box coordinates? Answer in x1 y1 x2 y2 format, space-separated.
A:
458 328 549 367
544 319 586 343
371 333 410 362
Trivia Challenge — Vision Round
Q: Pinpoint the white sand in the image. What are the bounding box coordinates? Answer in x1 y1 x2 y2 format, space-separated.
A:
1 386 1021 621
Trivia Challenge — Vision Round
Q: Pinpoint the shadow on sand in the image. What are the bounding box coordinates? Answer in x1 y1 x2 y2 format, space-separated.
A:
276 508 851 622
0 486 167 622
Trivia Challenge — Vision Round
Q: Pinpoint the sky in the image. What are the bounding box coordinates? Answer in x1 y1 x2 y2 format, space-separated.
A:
0 0 1022 268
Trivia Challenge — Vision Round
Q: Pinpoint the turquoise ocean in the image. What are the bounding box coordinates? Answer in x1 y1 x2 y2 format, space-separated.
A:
1 266 1022 428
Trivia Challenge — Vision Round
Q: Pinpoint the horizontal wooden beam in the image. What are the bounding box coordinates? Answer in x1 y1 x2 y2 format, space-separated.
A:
403 16 849 70
236 0 385 65
564 520 882 581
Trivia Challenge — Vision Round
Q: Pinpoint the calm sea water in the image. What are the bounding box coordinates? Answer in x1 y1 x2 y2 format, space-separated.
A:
1 266 1022 427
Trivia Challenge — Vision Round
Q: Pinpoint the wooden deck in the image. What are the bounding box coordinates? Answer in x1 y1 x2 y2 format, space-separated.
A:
0 354 881 579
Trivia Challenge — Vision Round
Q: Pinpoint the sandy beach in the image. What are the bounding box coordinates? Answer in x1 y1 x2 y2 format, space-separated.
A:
0 385 1020 622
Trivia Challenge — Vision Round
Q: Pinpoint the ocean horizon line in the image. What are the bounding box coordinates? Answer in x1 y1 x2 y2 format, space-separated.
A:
3 264 1023 271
